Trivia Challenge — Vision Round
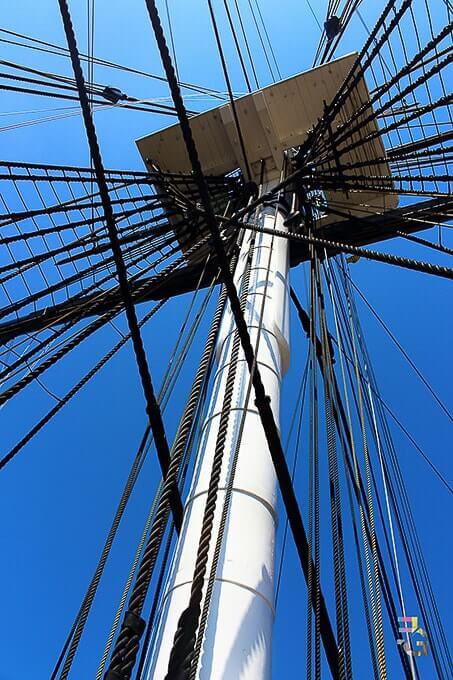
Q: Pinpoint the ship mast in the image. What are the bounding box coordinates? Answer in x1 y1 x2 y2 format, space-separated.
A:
146 188 289 678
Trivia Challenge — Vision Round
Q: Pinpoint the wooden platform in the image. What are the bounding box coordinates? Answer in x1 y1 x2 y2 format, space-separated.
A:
136 53 397 232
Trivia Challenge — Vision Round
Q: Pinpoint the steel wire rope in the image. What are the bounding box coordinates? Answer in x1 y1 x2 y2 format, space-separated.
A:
0 185 159 229
307 219 322 680
131 270 227 679
371 6 442 193
36 0 184 534
47 168 101 294
0 234 213 469
52 423 156 680
321 1 370 66
335 257 428 678
176 232 257 680
404 3 451 189
327 36 453 164
5 172 58 307
297 271 404 679
0 191 36 311
0 57 195 115
314 256 353 679
346 275 453 423
304 0 419 164
335 258 452 675
0 232 180 388
0 232 177 339
0 342 61 402
324 265 408 677
134 522 175 680
315 194 453 235
328 257 445 676
187 182 451 271
306 253 316 680
207 0 252 181
322 264 452 496
95 473 166 680
274 354 309 607
231 0 260 89
0 80 181 115
343 291 446 677
222 0 253 93
0 246 179 400
25 169 76 297
322 258 387 677
9 217 203 412
135 275 232 680
251 0 281 79
307 256 416 677
362 325 417 679
343 267 388 679
245 0 276 82
0 27 226 98
0 225 176 328
164 0 179 83
370 392 453 494
0 297 161 469
133 193 261 678
100 171 252 679
311 92 453 181
226 216 453 280
304 0 323 33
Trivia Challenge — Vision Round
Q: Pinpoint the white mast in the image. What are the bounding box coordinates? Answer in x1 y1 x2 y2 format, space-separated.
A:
147 189 290 679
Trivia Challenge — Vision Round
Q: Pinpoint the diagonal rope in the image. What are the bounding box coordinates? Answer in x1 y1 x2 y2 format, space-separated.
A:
57 0 183 527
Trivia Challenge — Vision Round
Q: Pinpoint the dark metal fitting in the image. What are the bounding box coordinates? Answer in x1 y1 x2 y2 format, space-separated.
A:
254 394 271 407
104 671 124 680
324 16 341 41
102 86 125 104
124 610 146 637
242 180 258 200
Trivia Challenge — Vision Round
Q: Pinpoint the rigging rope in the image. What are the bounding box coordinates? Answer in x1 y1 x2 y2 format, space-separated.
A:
207 0 252 180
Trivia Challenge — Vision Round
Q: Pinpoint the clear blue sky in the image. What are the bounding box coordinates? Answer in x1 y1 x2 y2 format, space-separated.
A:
0 1 451 678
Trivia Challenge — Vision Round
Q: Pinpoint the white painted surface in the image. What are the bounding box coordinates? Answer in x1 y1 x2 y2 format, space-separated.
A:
146 198 290 680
